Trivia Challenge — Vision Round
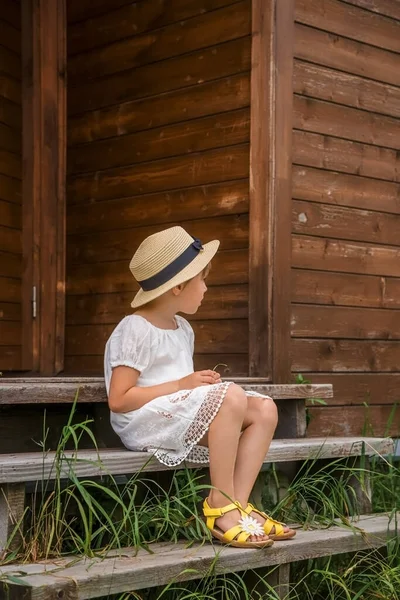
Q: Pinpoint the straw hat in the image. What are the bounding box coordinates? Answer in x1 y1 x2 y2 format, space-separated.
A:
129 226 220 308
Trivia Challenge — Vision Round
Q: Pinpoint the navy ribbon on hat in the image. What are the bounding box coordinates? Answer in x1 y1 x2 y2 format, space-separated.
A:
137 238 204 291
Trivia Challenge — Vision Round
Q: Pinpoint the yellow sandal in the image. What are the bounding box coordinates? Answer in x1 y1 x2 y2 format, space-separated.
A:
244 503 296 540
203 498 274 549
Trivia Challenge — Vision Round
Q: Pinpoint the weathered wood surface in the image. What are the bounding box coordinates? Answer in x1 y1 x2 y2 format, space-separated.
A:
0 483 25 551
0 437 392 483
0 514 396 598
307 405 400 438
305 373 400 406
341 0 400 20
0 380 333 404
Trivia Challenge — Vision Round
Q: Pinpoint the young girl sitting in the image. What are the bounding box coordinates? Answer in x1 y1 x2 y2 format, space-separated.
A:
104 226 295 549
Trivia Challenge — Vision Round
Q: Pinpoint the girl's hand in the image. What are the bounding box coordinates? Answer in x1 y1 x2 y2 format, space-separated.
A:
178 370 221 390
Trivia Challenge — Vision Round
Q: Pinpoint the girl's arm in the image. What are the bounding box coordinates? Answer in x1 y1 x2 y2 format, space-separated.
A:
108 366 221 413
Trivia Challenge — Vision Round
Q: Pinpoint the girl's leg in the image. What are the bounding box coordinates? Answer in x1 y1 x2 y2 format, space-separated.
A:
199 384 269 542
234 395 290 533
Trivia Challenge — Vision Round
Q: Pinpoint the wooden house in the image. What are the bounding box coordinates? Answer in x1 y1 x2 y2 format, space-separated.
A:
0 0 399 448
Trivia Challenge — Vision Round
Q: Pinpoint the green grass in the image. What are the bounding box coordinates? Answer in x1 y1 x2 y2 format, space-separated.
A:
0 402 399 599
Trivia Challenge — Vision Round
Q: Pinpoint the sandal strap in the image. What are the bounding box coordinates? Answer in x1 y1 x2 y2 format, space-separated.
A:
203 498 243 531
222 524 251 544
245 503 286 536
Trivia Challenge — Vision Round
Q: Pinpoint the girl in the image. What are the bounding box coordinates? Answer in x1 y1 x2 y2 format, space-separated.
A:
104 226 295 549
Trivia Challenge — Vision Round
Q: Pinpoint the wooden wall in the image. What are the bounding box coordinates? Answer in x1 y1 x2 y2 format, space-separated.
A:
65 0 252 375
291 0 400 437
0 0 22 371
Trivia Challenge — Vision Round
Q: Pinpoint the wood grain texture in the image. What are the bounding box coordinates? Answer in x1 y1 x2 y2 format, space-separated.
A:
294 95 400 151
68 36 251 115
0 514 396 599
305 373 400 406
0 18 21 54
292 200 400 245
0 380 333 405
0 73 21 104
67 180 249 235
341 0 400 20
292 166 400 213
68 0 238 55
293 130 400 183
291 304 400 339
292 235 400 277
295 0 400 53
68 1 251 82
294 22 400 87
0 173 21 204
307 405 400 437
0 96 21 130
294 60 400 119
67 0 133 24
292 339 400 372
0 483 25 552
0 0 21 29
292 269 400 310
0 437 392 482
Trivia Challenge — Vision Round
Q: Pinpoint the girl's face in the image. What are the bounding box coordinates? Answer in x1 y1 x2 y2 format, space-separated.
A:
176 272 207 314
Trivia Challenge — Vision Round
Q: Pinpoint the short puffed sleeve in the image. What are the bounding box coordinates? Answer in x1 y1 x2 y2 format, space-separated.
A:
107 315 154 373
176 316 195 355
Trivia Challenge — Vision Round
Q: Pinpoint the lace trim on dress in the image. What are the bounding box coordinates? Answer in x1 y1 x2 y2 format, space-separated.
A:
152 381 232 467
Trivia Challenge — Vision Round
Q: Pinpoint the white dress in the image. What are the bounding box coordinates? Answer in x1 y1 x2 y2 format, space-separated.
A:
104 314 233 466
104 314 270 466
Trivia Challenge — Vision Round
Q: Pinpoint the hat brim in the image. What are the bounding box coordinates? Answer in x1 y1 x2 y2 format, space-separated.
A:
131 239 220 309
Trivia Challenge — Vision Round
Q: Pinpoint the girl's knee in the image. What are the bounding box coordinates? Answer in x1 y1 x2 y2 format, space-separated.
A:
223 383 248 419
256 396 279 427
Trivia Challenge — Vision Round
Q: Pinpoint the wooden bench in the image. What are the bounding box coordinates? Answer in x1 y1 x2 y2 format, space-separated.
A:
0 380 396 598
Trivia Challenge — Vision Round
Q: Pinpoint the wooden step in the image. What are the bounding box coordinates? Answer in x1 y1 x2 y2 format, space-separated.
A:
0 513 397 599
0 378 333 404
0 437 393 483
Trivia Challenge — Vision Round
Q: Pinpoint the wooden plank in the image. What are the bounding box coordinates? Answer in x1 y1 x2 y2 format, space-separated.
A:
0 224 21 254
68 36 251 116
65 320 249 356
0 321 21 345
292 304 400 340
0 122 21 153
67 0 139 24
294 23 400 87
66 285 249 324
294 95 400 151
295 0 400 53
307 405 400 437
67 144 250 204
0 148 21 179
68 1 251 82
0 95 21 130
293 130 399 183
0 44 20 79
292 269 400 310
0 199 21 229
0 0 20 29
0 302 20 321
293 200 400 246
0 514 396 597
68 0 237 55
67 215 247 265
68 108 250 174
0 173 20 204
67 180 249 235
292 235 400 277
0 483 25 552
0 19 21 54
66 249 249 295
341 0 400 20
0 346 21 370
0 250 21 278
306 373 400 406
0 380 333 405
0 437 391 482
292 339 400 372
292 166 400 214
68 72 250 146
0 72 21 104
22 0 67 375
269 0 294 382
294 60 400 119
